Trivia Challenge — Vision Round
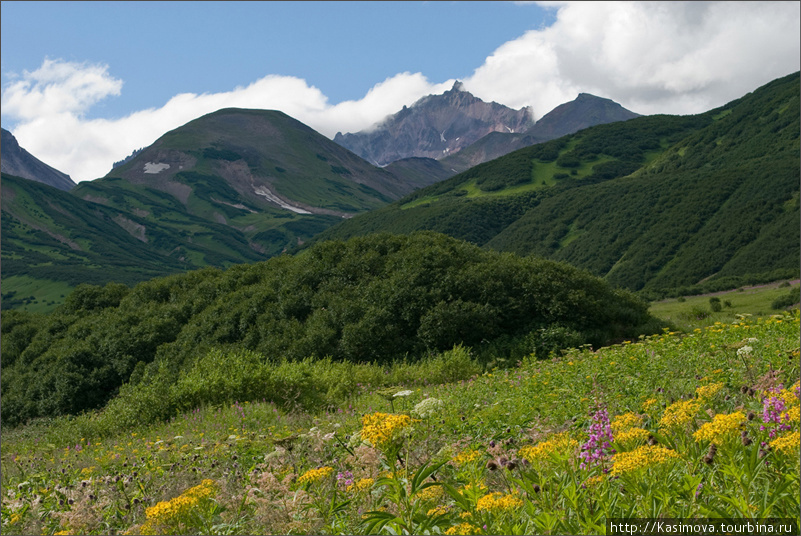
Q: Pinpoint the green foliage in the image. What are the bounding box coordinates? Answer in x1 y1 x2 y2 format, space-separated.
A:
709 297 723 312
201 146 242 161
61 282 130 313
1 312 798 536
1 232 654 427
772 286 801 310
313 73 801 295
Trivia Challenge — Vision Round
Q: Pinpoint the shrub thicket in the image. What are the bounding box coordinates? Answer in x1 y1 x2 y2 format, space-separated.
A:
1 232 656 427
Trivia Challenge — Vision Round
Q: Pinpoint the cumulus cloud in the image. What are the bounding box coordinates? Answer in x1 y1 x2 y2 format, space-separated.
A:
2 2 799 182
463 1 800 119
3 63 451 181
2 58 123 120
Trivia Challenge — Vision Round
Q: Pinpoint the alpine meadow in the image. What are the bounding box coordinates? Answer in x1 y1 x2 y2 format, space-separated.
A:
1 46 800 536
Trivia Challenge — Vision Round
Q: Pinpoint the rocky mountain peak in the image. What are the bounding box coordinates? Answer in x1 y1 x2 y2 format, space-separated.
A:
1 128 76 191
333 85 534 166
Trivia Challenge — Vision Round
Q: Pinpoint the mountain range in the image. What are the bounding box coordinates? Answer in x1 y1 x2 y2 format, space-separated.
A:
313 72 801 298
334 81 535 166
333 81 640 179
2 73 798 311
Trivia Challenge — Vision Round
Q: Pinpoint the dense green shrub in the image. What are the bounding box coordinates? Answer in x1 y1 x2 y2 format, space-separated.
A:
97 344 483 430
1 232 656 426
772 286 801 309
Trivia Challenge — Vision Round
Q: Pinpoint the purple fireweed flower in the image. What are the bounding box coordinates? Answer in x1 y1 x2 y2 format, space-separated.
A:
695 482 703 499
579 407 615 470
336 471 354 488
760 388 792 438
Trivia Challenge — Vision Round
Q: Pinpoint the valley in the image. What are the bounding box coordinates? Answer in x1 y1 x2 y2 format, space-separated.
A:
1 71 799 536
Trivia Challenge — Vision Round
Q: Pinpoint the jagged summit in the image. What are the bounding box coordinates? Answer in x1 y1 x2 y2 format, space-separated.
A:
333 85 534 166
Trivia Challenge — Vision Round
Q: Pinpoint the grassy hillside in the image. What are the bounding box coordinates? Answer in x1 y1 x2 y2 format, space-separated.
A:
1 174 190 311
1 311 798 535
312 73 801 297
1 232 657 427
3 109 445 312
648 279 800 331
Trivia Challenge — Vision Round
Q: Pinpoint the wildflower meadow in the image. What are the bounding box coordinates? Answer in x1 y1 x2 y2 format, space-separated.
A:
2 312 799 535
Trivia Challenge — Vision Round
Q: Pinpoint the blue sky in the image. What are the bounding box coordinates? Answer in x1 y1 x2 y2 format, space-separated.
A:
1 1 799 181
1 1 555 121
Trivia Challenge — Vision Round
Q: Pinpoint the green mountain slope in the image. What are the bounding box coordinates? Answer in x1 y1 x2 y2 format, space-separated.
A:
438 92 641 174
1 173 191 310
3 109 445 311
311 73 801 296
72 109 415 259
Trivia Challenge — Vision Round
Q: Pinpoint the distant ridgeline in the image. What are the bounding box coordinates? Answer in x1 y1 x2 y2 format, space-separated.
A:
1 108 438 312
0 232 658 426
312 72 801 299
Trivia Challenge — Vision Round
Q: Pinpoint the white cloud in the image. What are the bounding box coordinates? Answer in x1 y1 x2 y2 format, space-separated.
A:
3 63 451 181
2 2 799 182
464 1 801 119
2 58 123 120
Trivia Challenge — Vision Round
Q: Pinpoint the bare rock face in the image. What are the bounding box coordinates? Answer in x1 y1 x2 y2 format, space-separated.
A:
439 93 641 174
1 128 76 191
333 81 534 166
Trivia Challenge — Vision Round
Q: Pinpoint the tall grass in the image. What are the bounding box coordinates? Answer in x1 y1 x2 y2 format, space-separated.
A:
2 312 798 535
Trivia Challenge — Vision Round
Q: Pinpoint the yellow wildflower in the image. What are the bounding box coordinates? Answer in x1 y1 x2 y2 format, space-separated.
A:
458 482 488 497
693 412 746 443
777 381 800 408
786 406 800 423
518 431 578 465
476 491 523 513
445 522 481 535
642 398 659 411
659 399 701 429
696 382 724 399
611 412 642 432
584 474 606 488
297 466 333 485
141 479 218 534
346 477 374 493
451 449 482 466
427 505 448 516
770 431 800 455
360 413 413 449
615 427 651 445
611 445 679 475
416 484 444 502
